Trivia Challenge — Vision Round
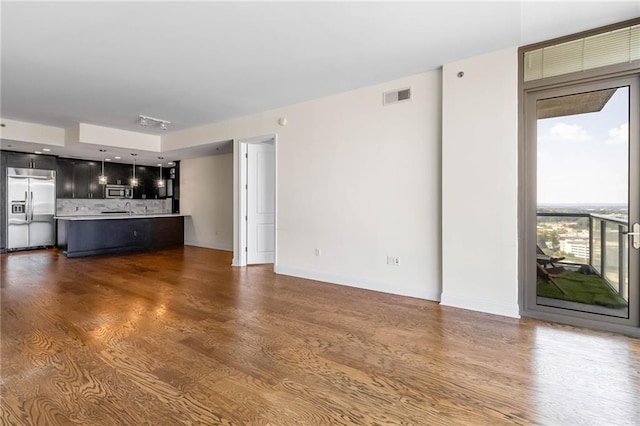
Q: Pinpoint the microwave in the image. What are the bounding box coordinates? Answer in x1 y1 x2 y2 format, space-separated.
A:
105 184 133 199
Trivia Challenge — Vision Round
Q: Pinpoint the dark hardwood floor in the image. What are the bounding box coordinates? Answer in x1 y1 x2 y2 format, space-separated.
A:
1 247 639 425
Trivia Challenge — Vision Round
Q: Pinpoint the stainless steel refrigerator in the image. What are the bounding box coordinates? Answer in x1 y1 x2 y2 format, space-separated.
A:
7 167 56 250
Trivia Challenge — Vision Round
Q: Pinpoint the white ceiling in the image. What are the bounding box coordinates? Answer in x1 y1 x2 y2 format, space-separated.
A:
1 1 638 164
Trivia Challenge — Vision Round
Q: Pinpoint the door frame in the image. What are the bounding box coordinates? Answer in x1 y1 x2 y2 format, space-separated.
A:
232 134 278 268
519 69 640 336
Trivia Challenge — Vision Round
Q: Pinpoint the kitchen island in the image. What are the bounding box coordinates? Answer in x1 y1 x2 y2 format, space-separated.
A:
56 214 186 258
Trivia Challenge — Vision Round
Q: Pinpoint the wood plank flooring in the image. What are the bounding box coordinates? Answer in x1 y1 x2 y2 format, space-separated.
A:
1 246 639 425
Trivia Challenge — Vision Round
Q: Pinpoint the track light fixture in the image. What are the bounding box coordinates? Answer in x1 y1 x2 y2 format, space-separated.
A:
138 115 170 131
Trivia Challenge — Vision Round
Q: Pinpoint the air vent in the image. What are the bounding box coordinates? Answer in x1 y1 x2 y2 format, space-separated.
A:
383 87 412 106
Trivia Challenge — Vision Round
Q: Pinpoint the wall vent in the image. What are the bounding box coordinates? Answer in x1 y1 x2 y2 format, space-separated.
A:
383 87 411 106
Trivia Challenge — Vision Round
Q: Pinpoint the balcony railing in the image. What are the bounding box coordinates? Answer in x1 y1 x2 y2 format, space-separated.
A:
537 212 628 301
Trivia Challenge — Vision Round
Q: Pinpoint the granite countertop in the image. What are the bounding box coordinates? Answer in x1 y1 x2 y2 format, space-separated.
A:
55 213 188 221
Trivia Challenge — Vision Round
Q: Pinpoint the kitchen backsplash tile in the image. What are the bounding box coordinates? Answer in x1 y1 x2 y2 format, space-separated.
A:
57 199 172 216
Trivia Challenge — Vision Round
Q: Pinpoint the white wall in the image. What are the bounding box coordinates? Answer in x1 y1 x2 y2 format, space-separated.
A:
74 123 160 151
181 154 234 251
164 70 443 301
441 47 520 318
0 119 65 145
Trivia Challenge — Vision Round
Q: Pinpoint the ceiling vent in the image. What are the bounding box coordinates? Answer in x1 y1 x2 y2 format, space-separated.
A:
383 87 411 106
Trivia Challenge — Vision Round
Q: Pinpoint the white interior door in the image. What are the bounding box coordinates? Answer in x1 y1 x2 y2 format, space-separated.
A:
247 142 275 264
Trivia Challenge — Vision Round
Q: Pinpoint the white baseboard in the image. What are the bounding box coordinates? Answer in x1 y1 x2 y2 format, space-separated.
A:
274 265 441 302
184 240 233 252
440 292 520 318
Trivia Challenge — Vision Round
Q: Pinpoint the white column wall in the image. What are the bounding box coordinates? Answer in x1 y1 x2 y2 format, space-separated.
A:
441 47 520 318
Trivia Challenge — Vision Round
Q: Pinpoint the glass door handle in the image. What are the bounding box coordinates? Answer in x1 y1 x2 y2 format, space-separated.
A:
624 223 640 249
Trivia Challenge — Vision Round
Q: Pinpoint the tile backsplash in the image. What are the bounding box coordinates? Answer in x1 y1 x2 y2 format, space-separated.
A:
57 199 172 216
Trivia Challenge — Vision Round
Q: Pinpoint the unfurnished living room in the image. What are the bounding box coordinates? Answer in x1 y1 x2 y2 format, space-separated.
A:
1 2 640 425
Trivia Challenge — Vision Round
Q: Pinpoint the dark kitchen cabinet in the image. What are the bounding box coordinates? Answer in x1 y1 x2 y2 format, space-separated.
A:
169 162 180 212
104 162 132 186
84 161 103 199
72 162 91 199
133 165 165 199
53 157 179 202
5 151 56 170
72 161 97 199
57 216 184 258
133 165 151 199
56 158 75 198
56 159 103 199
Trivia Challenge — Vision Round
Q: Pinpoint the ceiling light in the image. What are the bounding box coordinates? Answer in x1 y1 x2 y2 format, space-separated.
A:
139 115 170 130
34 151 42 154
115 156 121 159
42 148 51 152
168 162 174 166
105 158 111 162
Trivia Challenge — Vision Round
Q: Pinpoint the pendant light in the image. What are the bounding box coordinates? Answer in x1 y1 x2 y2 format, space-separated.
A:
98 149 107 184
98 157 107 185
130 156 138 187
157 163 165 188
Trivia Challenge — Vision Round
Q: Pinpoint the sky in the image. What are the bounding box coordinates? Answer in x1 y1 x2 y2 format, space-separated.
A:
537 86 629 205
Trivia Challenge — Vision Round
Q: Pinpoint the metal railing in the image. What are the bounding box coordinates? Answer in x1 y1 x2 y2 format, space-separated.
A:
537 212 628 300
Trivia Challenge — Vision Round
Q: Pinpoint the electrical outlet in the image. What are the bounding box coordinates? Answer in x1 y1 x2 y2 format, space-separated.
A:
387 256 400 266
315 248 321 257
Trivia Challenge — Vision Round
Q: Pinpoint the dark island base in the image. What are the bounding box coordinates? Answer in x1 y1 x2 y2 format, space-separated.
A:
57 216 184 258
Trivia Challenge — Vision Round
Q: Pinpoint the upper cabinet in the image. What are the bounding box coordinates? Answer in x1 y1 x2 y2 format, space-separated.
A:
56 159 104 199
104 162 132 186
133 165 165 200
75 161 103 199
5 151 56 170
56 159 75 199
53 156 179 201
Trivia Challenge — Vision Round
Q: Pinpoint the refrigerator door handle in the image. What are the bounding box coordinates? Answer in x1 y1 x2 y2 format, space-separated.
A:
24 191 28 221
30 191 34 222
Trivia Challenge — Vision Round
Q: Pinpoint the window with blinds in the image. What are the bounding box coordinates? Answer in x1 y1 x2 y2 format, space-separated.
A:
524 24 640 82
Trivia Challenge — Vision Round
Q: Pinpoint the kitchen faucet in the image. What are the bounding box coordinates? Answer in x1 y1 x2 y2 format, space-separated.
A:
124 201 132 216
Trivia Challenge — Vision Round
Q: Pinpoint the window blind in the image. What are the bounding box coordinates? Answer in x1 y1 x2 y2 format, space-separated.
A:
524 24 640 82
